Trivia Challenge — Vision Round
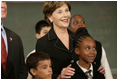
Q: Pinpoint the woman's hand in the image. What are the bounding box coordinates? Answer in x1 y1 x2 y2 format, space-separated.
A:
57 64 75 79
97 66 105 74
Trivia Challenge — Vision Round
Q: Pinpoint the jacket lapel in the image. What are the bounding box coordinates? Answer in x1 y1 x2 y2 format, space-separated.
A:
4 27 15 77
48 27 74 53
69 30 74 53
54 38 69 52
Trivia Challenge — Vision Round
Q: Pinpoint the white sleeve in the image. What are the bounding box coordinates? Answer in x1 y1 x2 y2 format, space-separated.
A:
27 72 33 79
25 49 36 63
101 47 113 79
25 49 36 79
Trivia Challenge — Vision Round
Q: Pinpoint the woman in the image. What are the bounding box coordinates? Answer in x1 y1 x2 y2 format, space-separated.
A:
36 1 75 79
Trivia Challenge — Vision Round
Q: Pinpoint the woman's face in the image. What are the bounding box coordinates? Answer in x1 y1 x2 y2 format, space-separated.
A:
49 4 71 28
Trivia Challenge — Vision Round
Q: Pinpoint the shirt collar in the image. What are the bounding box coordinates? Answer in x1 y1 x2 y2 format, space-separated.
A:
1 23 6 34
76 60 93 73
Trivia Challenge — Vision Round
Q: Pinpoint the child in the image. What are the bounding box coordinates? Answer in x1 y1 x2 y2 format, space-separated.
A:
26 20 51 58
71 27 105 79
26 20 51 79
26 52 53 79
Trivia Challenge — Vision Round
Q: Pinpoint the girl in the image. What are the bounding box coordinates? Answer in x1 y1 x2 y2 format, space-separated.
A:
71 27 105 79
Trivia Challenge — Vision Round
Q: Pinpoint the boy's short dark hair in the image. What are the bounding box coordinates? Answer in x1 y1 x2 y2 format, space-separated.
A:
26 52 50 76
35 20 50 34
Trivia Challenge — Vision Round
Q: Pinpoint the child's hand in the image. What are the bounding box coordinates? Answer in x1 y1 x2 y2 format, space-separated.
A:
97 66 105 74
58 64 75 79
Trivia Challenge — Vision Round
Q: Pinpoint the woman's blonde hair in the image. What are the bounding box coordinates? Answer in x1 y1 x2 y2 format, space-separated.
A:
43 1 71 26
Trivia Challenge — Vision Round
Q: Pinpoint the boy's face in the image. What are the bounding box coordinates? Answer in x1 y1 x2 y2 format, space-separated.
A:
70 15 86 33
75 37 97 64
33 59 52 79
36 26 51 39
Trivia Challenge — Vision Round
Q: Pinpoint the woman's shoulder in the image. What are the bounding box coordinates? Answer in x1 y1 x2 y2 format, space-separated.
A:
36 34 48 52
37 33 48 43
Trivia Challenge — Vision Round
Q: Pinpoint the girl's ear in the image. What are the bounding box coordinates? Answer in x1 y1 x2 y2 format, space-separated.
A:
75 48 80 55
30 68 37 76
47 15 53 22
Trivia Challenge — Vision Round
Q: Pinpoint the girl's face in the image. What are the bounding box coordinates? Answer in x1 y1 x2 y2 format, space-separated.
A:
75 37 97 64
48 4 71 28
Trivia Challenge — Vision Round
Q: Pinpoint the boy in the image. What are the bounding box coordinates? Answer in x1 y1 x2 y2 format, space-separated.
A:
27 20 51 56
26 52 53 79
71 27 105 79
26 20 51 79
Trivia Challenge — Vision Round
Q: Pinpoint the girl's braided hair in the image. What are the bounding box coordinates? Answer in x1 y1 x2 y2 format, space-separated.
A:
74 27 93 48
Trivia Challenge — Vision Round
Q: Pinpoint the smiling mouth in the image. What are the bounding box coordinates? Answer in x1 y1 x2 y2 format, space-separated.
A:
1 8 6 11
88 56 95 60
61 19 68 22
1 11 6 14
